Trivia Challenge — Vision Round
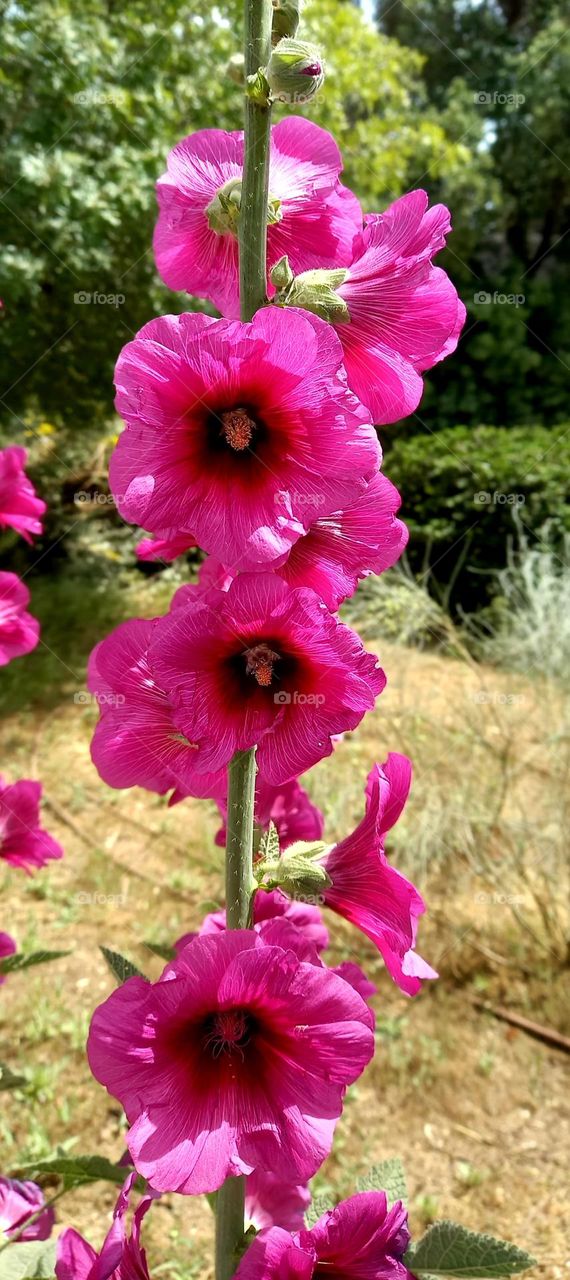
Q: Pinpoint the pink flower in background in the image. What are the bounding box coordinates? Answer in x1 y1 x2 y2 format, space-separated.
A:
255 917 376 1007
0 447 46 544
136 530 196 562
110 307 379 571
87 930 374 1195
87 618 224 802
214 776 325 850
150 574 385 785
0 776 62 874
235 1190 413 1280
176 887 330 956
334 191 466 424
0 572 40 666
245 1169 311 1233
0 1177 55 1240
55 1174 151 1280
316 755 437 995
203 470 408 611
0 931 17 984
153 118 362 317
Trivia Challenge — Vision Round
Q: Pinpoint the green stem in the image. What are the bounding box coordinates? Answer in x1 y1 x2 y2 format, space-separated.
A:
239 0 273 322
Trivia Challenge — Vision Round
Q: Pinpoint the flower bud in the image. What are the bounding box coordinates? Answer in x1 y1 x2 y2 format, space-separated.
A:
266 38 324 104
272 0 302 44
256 839 332 900
207 180 283 236
272 264 350 324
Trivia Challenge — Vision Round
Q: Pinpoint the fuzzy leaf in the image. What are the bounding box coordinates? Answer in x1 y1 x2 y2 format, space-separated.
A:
356 1157 408 1206
15 1154 137 1192
0 951 69 976
305 1194 333 1228
100 947 145 983
258 821 280 863
144 941 176 962
0 1240 57 1280
406 1221 537 1277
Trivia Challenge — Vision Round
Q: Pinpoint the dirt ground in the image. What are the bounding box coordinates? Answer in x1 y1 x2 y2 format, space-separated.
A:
1 639 568 1278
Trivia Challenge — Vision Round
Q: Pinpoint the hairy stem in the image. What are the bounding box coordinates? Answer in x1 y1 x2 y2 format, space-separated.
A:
239 0 273 322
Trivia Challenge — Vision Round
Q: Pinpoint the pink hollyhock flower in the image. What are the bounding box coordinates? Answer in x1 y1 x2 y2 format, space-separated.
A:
246 1169 311 1233
214 776 325 850
0 572 40 666
255 917 376 1007
136 530 196 562
87 618 224 802
235 1190 413 1280
111 307 379 571
0 447 46 544
55 1174 151 1280
153 118 362 317
335 191 466 424
0 931 17 985
315 754 436 996
150 573 385 785
87 930 374 1195
0 1177 55 1240
0 776 62 874
201 469 407 611
176 887 330 956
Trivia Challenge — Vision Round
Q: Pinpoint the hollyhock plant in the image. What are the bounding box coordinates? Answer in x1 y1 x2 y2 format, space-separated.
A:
201 469 408 612
149 573 385 785
0 572 40 666
276 189 466 425
87 929 375 1195
235 1190 413 1280
55 1174 151 1280
0 1177 55 1241
0 446 46 544
87 618 225 802
0 776 62 874
214 776 325 850
110 306 379 571
153 117 362 317
315 755 437 996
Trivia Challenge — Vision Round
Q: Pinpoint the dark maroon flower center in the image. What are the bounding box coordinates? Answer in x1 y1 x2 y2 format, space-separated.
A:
200 1007 258 1061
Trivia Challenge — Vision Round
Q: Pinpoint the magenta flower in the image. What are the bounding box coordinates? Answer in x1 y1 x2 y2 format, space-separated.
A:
334 191 466 424
0 932 17 985
149 574 385 785
153 118 362 317
110 307 379 570
177 888 330 956
55 1175 151 1280
317 755 437 995
0 572 40 666
136 530 196 562
235 1190 413 1280
87 930 374 1195
0 776 62 874
214 776 325 850
245 1169 311 1233
0 447 46 544
88 618 225 802
0 1177 55 1241
202 469 407 611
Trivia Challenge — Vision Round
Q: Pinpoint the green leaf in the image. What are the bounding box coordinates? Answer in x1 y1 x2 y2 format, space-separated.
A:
406 1221 537 1277
15 1154 137 1192
0 1063 27 1091
305 1193 333 1228
0 1239 56 1280
100 947 145 984
356 1156 408 1206
0 951 70 976
258 821 280 863
144 942 176 962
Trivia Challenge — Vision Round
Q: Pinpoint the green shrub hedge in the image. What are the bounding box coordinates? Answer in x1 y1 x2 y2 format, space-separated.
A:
384 424 570 612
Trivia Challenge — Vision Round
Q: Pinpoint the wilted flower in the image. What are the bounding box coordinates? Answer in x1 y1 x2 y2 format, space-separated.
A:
55 1174 152 1280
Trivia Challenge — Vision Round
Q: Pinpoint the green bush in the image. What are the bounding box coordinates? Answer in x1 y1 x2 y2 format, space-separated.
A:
384 424 570 612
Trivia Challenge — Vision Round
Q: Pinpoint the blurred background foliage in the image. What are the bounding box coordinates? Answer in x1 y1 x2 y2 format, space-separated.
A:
0 0 568 635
